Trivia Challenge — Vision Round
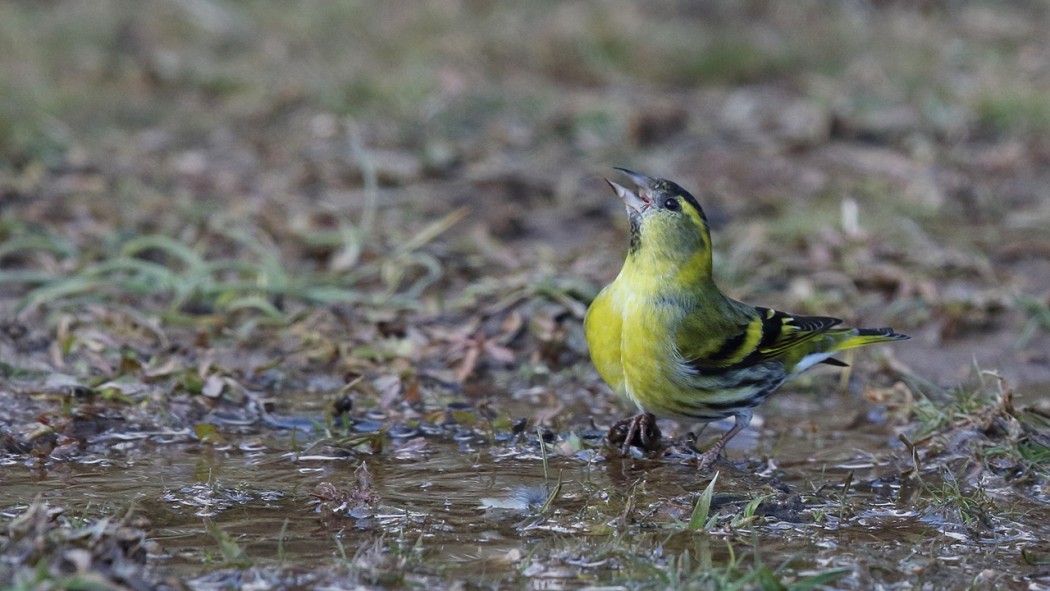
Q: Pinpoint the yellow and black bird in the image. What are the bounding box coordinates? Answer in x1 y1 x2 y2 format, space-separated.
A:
584 168 908 469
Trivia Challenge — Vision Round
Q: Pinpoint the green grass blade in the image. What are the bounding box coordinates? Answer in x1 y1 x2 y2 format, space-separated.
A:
0 270 62 285
786 568 851 590
0 233 78 260
688 471 719 531
120 234 204 269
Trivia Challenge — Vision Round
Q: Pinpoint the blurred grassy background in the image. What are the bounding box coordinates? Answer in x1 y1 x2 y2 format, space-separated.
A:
4 1 1049 157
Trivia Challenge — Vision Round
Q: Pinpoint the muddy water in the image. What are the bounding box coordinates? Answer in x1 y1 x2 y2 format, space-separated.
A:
2 387 1048 589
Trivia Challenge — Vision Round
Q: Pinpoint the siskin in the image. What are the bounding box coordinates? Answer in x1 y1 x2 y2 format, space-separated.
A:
584 168 908 469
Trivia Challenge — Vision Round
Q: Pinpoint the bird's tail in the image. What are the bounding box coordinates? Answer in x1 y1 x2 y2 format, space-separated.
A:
833 327 909 352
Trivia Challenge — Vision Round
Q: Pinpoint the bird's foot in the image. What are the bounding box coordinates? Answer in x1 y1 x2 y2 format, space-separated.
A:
694 435 734 471
695 447 722 471
607 413 662 456
693 415 748 470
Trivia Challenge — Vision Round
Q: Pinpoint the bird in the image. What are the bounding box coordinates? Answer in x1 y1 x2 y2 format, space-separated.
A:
584 168 908 470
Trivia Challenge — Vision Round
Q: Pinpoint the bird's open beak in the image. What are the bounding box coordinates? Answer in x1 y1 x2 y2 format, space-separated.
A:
606 168 653 214
613 167 657 191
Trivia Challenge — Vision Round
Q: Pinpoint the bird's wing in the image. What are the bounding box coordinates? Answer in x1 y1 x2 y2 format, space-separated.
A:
679 305 842 372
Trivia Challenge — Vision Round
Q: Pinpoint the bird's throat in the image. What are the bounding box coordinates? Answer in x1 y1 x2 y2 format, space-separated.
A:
625 242 713 288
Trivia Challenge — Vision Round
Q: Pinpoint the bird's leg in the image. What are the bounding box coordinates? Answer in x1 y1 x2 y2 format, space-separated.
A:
607 413 661 456
637 413 661 451
621 415 642 456
696 412 751 471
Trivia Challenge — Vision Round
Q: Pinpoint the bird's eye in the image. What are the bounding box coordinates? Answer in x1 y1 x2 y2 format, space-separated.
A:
663 198 680 211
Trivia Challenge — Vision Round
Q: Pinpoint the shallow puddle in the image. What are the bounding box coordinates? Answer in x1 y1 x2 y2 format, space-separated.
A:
3 382 1048 589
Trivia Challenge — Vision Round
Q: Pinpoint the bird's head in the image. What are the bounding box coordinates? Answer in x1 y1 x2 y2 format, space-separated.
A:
605 168 713 279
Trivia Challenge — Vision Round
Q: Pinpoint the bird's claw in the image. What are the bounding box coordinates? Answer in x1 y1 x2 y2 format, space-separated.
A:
694 434 733 471
607 413 662 456
695 448 721 471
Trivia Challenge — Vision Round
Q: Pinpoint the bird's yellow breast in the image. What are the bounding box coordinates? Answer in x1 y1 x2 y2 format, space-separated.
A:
584 283 626 398
585 270 687 415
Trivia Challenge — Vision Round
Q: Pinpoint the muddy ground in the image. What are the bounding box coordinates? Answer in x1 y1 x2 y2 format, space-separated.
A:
1 2 1049 590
